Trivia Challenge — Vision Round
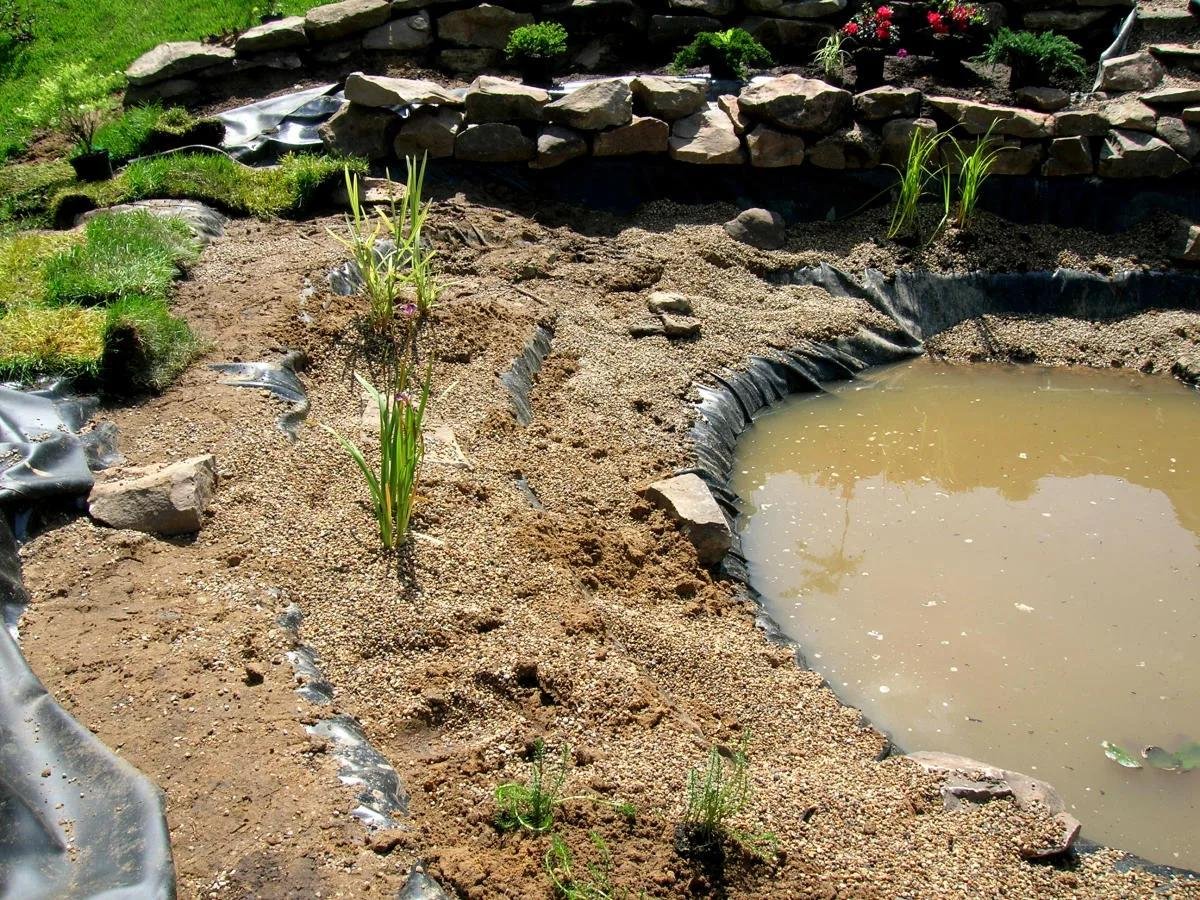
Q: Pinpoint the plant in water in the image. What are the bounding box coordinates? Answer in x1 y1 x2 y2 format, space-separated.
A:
977 28 1087 88
16 62 122 156
813 32 850 82
670 28 773 81
545 832 628 900
1103 739 1200 772
680 735 777 861
886 128 943 241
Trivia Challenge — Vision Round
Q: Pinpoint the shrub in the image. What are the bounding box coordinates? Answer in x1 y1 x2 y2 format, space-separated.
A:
680 736 777 861
671 28 773 81
505 22 568 65
0 304 106 380
102 294 201 392
16 62 122 155
978 28 1087 86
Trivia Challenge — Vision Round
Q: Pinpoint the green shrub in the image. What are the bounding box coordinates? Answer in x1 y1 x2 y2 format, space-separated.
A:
506 22 568 65
102 293 201 392
978 28 1087 86
16 62 122 155
0 303 106 380
671 28 773 80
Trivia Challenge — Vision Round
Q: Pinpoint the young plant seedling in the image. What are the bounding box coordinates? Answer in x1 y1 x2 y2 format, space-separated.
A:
886 129 944 242
949 124 1001 231
544 831 630 900
679 734 777 862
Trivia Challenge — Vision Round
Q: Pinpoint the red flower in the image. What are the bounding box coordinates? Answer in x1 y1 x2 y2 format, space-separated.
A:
876 5 894 18
927 10 949 33
875 23 890 39
842 20 860 35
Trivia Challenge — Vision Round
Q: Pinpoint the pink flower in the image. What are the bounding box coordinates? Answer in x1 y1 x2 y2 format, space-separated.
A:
897 47 909 58
399 302 418 318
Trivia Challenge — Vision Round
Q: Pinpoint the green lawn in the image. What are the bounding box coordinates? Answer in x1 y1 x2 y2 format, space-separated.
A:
0 0 325 158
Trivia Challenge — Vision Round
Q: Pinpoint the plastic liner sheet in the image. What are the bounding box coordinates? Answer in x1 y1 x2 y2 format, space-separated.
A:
218 83 341 160
0 516 176 900
500 323 555 426
210 352 311 439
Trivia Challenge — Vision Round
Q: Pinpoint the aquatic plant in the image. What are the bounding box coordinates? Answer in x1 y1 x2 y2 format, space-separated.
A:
329 168 403 333
1103 739 1200 772
391 153 441 318
545 832 629 900
949 125 1001 231
680 735 777 860
886 128 943 241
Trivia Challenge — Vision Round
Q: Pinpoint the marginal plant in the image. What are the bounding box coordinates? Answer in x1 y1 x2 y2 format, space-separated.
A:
16 62 122 156
680 735 777 861
545 832 628 900
978 28 1087 87
670 28 773 81
949 125 1001 230
391 153 441 317
329 167 403 333
813 32 850 82
886 128 943 241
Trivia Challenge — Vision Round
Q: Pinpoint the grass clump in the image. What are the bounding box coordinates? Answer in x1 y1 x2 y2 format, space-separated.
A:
671 28 773 81
679 735 777 861
978 28 1087 87
813 32 849 83
887 128 943 241
93 103 210 163
102 293 202 391
948 129 1000 231
0 303 106 380
0 230 77 307
496 740 571 833
545 832 630 900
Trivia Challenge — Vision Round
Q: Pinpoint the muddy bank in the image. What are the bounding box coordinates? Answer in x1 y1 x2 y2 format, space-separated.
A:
15 189 1200 898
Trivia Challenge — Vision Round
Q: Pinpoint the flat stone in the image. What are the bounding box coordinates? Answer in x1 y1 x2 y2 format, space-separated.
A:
1053 108 1110 137
853 86 922 121
632 76 707 120
1099 52 1165 92
1102 97 1158 132
305 0 392 41
1014 86 1069 113
344 72 462 108
1042 135 1093 176
724 207 785 249
669 107 746 164
629 318 667 337
437 4 534 48
236 16 309 53
394 107 463 158
545 78 633 130
88 455 217 535
1141 87 1200 106
319 104 399 159
661 313 701 338
464 76 549 123
455 122 535 162
808 122 881 169
647 290 699 314
1098 129 1191 178
529 125 589 168
738 75 853 135
362 12 434 50
668 0 734 14
127 42 235 86
928 96 1051 139
1185 107 1200 125
593 116 669 155
717 94 752 135
1020 8 1105 29
647 14 720 46
1149 44 1200 66
640 473 732 565
744 0 846 17
738 16 835 58
1156 116 1200 160
881 116 937 165
747 124 806 167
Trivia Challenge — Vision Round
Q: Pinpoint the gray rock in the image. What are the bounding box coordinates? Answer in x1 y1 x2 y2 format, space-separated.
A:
661 313 701 338
362 12 434 50
669 107 746 164
545 79 633 130
631 76 707 120
455 123 535 162
668 0 734 14
88 455 218 535
1053 108 1110 137
853 86 922 121
724 207 785 249
881 116 937 165
1014 86 1069 113
437 4 533 48
126 42 235 86
394 107 464 159
1020 8 1105 29
717 94 752 135
629 318 667 337
593 116 669 155
738 16 835 58
344 72 462 107
744 0 846 18
529 125 589 168
305 0 392 41
807 122 880 169
647 291 699 314
648 13 721 47
236 17 309 54
438 48 501 72
1097 129 1190 178
319 104 399 159
1173 351 1200 383
1042 135 1094 176
747 124 806 167
928 96 1051 139
1099 51 1165 93
1141 87 1200 105
543 0 646 36
464 76 550 123
1148 43 1200 67
944 137 1040 175
640 473 732 566
1102 97 1158 132
1156 116 1200 160
738 75 852 135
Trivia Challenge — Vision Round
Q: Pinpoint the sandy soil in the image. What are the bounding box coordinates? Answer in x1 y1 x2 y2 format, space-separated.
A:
16 188 1200 898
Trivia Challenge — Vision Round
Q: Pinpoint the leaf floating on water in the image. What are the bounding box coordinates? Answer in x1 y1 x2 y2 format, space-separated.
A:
1141 746 1179 771
1102 740 1142 769
1176 742 1200 772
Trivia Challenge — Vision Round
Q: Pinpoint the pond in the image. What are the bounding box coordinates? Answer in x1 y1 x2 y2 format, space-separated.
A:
733 358 1200 869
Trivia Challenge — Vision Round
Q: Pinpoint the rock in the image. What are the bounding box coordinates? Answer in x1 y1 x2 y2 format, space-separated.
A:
1052 108 1109 137
669 0 734 14
455 123 535 162
1177 223 1200 264
1099 52 1165 93
344 72 462 107
1014 86 1069 113
1020 8 1105 29
738 75 852 135
88 455 218 535
807 122 880 169
647 291 699 314
927 96 1051 139
853 86 921 121
881 116 937 165
668 107 746 164
529 125 589 168
738 16 835 59
305 0 392 41
464 76 549 123
594 116 669 155
717 94 752 135
1148 43 1200 67
545 78 633 130
1156 116 1200 160
1102 97 1158 132
1185 107 1200 124
394 108 464 159
1097 129 1190 178
236 16 309 53
319 104 399 159
126 42 235 86
362 12 434 50
243 663 265 686
724 207 785 249
543 0 646 36
646 14 720 46
1042 135 1093 176
439 48 501 72
1173 349 1200 383
744 0 846 17
438 4 534 48
661 314 701 338
747 124 806 166
1142 86 1200 106
640 473 732 566
573 35 626 69
629 318 666 337
632 76 707 120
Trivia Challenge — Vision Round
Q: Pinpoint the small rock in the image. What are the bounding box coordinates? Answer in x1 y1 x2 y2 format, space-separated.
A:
455 123 535 162
344 72 462 108
738 74 853 135
1099 51 1165 93
724 207 786 250
639 473 732 566
747 125 806 167
1102 97 1158 132
243 663 266 686
1042 135 1093 176
1156 116 1200 160
464 76 549 123
661 314 701 338
928 96 1051 139
1014 86 1069 113
319 104 399 160
88 455 218 535
629 318 667 337
717 94 752 135
854 85 922 120
881 116 937 165
1052 108 1110 137
647 290 698 314
394 108 464 159
1097 129 1190 178
1174 223 1200 266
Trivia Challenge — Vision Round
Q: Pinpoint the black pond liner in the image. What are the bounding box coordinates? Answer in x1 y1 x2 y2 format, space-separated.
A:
500 322 555 426
210 352 311 440
687 265 1200 881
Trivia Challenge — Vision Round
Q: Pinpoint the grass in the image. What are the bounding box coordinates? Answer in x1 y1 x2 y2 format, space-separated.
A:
93 103 213 163
495 740 571 833
0 0 327 159
886 129 944 241
0 157 76 227
103 293 202 391
0 303 106 379
0 229 78 308
949 129 1001 231
681 736 777 861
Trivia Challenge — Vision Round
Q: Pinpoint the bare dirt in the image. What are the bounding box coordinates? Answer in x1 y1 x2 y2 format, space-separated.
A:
15 187 1200 899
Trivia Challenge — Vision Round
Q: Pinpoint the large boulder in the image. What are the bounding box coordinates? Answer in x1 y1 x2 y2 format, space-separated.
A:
640 474 732 566
746 125 806 166
807 122 881 169
319 104 399 159
394 108 464 158
943 137 1040 175
344 72 462 108
744 0 846 18
631 76 707 120
725 207 785 249
545 79 633 130
362 12 434 50
853 86 921 121
304 0 392 41
236 17 309 53
737 75 852 135
88 455 218 536
647 14 721 46
927 96 1051 138
464 76 550 123
126 42 235 86
455 123 536 162
1042 135 1094 176
1099 51 1165 92
529 125 589 168
668 107 746 164
1097 129 1191 178
738 17 835 59
542 0 646 36
438 4 534 48
594 116 670 155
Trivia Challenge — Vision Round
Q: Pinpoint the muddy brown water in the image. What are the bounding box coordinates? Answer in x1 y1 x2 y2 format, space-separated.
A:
733 358 1200 869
